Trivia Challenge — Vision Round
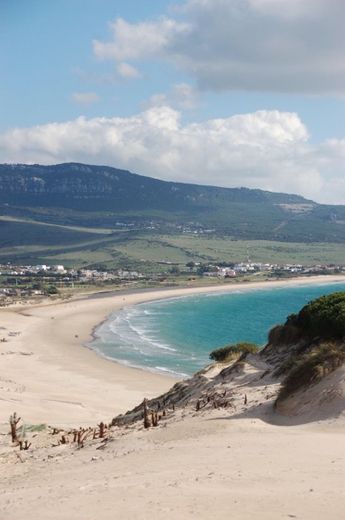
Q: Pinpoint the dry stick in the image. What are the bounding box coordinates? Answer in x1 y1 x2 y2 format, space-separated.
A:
60 435 68 445
143 398 150 429
196 399 208 411
244 394 248 405
98 422 105 438
9 412 21 443
19 440 31 451
78 429 91 448
77 429 83 446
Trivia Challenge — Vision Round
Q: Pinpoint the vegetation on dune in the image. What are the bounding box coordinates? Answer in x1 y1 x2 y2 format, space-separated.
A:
268 323 302 347
293 292 345 340
277 342 345 402
209 342 259 362
265 291 345 402
269 292 345 346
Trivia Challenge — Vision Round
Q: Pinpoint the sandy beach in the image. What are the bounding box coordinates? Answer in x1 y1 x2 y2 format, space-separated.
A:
1 274 345 426
2 275 345 520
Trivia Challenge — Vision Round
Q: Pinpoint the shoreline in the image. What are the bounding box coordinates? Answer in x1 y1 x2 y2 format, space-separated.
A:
1 274 345 426
88 274 345 379
82 273 345 302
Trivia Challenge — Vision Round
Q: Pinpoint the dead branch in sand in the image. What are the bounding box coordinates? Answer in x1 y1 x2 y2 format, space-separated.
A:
141 398 171 429
77 428 92 448
195 390 235 412
9 412 21 443
98 422 106 438
143 398 151 429
19 440 31 451
59 434 69 445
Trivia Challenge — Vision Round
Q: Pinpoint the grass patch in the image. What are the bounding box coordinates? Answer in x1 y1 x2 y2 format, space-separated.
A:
16 423 47 435
277 342 345 401
24 423 47 432
266 292 345 400
164 235 345 265
2 224 345 269
209 342 259 362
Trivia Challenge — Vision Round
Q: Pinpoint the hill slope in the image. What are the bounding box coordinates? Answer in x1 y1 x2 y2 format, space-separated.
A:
1 162 345 243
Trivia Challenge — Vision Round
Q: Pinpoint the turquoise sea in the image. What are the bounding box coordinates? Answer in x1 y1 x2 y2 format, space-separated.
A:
91 281 345 377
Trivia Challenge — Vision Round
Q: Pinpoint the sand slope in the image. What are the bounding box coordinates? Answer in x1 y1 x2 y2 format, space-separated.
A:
2 415 345 520
1 346 345 520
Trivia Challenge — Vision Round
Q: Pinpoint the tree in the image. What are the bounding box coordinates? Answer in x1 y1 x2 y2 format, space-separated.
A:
47 285 58 295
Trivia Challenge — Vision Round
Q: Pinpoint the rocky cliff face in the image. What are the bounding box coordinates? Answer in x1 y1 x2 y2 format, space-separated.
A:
0 164 123 195
0 162 307 207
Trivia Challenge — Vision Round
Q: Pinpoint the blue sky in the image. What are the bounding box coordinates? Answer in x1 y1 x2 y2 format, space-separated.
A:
1 0 344 203
1 0 186 129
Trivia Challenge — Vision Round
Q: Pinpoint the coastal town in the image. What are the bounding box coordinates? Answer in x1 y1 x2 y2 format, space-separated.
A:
1 260 344 304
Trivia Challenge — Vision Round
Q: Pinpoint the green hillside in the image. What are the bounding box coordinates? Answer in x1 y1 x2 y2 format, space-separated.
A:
1 162 345 243
1 163 345 268
0 216 344 270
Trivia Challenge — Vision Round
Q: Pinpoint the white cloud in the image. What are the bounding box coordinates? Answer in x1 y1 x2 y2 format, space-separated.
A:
1 107 344 204
144 83 198 110
117 62 141 79
93 0 345 95
93 16 190 62
72 92 100 105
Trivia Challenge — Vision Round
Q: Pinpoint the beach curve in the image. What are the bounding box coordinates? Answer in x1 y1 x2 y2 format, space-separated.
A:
1 274 345 426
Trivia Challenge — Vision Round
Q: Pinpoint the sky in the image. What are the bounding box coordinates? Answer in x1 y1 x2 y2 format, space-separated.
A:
1 0 345 204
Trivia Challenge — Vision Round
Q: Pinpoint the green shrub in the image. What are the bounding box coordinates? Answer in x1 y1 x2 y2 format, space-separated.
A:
269 292 345 346
47 285 59 295
295 292 345 340
268 323 301 346
268 292 345 403
277 342 345 401
209 342 259 362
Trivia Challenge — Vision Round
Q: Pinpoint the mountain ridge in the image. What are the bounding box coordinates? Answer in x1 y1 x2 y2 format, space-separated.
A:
0 162 309 208
0 162 345 243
